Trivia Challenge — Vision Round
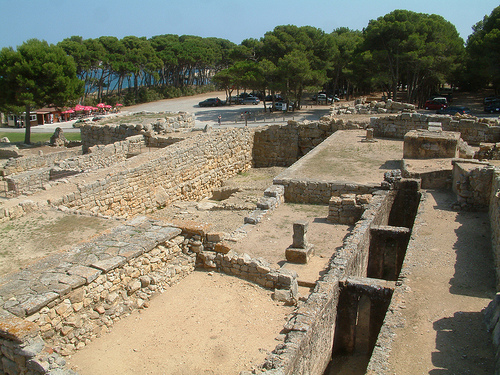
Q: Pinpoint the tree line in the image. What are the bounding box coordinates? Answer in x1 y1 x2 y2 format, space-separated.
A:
1 6 500 140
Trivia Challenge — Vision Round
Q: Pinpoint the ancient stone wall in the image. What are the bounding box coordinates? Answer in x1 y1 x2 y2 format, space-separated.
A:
52 129 254 217
2 148 82 176
253 123 299 167
3 136 146 196
275 178 380 205
0 217 197 374
258 191 395 375
452 160 495 210
252 118 363 168
80 112 195 152
371 113 500 145
489 170 500 291
327 193 372 224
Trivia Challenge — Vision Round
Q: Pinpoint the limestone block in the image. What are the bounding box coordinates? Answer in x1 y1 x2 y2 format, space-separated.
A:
285 244 315 264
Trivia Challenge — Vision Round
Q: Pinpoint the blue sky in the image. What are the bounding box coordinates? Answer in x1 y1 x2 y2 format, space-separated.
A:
0 0 498 49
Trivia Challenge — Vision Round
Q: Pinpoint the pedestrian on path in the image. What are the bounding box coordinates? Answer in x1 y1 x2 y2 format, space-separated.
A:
218 115 221 125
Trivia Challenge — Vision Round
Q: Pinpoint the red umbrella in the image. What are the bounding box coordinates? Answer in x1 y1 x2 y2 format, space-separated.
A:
62 109 74 114
104 104 112 109
115 103 123 107
97 103 106 108
84 106 94 111
74 104 85 111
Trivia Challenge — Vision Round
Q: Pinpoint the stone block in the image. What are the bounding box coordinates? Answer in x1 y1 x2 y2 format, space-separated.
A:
285 244 315 264
67 265 101 285
292 221 309 248
404 129 460 159
214 241 232 254
90 256 127 273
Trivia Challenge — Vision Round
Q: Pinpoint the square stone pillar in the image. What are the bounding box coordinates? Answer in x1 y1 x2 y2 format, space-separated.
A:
286 221 314 263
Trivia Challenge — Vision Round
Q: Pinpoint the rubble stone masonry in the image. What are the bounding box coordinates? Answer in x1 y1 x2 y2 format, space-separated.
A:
52 128 254 218
370 113 500 145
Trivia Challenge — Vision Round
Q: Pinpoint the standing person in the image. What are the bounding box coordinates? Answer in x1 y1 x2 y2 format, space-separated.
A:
218 115 221 125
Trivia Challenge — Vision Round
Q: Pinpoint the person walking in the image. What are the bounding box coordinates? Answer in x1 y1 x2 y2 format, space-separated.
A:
218 115 221 125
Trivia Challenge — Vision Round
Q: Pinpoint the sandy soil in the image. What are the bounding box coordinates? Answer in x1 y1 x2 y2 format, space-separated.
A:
68 271 295 375
0 210 121 276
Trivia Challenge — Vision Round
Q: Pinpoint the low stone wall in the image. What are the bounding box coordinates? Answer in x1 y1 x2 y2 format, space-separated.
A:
403 130 460 159
253 118 363 168
484 293 500 372
371 113 500 145
331 99 415 115
0 216 197 374
452 160 495 210
5 168 52 195
53 128 254 218
4 136 146 196
80 112 195 152
489 170 500 291
257 190 396 374
2 148 82 176
327 193 372 224
275 178 380 205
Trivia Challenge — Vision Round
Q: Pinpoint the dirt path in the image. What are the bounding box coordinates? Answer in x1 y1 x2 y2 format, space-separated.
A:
68 271 295 375
387 189 495 374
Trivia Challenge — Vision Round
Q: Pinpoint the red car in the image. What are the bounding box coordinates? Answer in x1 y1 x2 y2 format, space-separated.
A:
424 98 447 110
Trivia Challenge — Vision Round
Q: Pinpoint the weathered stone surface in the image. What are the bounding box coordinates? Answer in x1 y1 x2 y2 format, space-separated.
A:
67 265 101 285
90 256 127 273
285 245 315 264
19 293 59 316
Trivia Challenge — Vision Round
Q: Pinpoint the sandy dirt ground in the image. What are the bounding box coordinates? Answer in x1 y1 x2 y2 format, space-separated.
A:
0 210 122 276
68 271 295 375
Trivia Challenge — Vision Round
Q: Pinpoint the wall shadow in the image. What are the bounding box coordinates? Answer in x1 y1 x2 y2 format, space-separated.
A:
427 190 496 299
431 312 494 374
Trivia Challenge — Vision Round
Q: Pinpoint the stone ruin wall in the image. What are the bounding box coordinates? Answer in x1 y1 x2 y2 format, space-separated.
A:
4 136 146 196
276 178 379 205
80 112 195 152
475 168 500 374
51 128 254 218
0 216 304 375
252 118 364 167
2 149 82 177
327 194 373 224
370 113 500 145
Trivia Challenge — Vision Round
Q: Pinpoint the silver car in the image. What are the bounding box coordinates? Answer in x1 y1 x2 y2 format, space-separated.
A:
242 96 260 105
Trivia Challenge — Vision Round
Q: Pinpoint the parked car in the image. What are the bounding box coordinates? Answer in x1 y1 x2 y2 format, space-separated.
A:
273 102 287 111
316 93 335 104
242 96 260 105
229 96 242 104
92 116 105 122
437 106 471 115
424 97 447 110
265 94 283 102
198 98 224 107
485 100 500 113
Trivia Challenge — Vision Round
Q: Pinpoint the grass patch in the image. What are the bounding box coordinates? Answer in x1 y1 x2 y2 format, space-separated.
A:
0 132 81 143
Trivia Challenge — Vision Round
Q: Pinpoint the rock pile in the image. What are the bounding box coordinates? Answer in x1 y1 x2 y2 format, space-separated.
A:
330 99 416 115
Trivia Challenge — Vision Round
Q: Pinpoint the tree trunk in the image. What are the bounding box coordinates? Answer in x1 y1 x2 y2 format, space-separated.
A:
24 103 31 145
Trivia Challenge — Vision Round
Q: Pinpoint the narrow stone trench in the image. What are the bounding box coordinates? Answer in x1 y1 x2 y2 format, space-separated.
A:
325 187 495 374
